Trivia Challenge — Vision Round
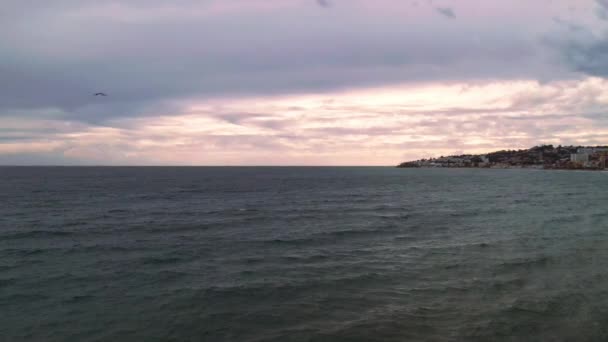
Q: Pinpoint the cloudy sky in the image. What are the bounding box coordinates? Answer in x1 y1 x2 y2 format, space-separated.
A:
2 0 608 165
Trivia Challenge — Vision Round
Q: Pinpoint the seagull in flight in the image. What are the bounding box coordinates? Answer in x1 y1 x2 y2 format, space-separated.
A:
94 92 107 96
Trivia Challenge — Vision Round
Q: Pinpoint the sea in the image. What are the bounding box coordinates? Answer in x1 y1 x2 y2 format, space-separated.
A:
2 166 608 341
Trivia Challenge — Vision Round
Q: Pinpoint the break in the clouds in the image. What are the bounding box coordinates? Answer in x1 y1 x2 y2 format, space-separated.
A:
1 0 607 165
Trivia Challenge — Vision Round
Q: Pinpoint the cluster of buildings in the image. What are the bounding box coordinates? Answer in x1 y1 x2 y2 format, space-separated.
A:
400 155 489 168
569 147 608 169
398 145 608 170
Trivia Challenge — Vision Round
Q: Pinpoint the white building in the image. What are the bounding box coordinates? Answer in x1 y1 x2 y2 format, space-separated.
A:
570 153 589 164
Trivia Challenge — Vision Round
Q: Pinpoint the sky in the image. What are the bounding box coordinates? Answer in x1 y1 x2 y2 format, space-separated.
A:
2 0 608 165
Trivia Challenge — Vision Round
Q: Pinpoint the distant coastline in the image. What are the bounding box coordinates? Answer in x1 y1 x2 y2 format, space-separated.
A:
397 145 608 171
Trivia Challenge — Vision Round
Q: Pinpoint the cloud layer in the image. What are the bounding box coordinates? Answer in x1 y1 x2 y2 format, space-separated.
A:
1 0 607 165
4 78 608 165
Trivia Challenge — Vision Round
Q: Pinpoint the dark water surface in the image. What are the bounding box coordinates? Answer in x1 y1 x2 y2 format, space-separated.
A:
2 167 608 341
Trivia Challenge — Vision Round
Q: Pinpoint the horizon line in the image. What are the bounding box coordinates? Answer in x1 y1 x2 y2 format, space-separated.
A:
0 165 395 168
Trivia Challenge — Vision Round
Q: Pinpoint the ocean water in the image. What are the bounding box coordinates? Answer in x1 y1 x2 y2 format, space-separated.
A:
2 167 608 341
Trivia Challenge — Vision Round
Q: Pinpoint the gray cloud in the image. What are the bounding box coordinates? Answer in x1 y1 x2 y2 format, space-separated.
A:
552 17 588 33
547 2 608 78
435 7 456 19
0 0 565 126
0 153 83 166
537 4 608 87
211 112 272 125
2 0 604 165
597 0 608 20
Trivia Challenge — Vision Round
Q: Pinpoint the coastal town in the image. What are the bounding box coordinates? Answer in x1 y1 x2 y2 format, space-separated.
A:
397 145 608 170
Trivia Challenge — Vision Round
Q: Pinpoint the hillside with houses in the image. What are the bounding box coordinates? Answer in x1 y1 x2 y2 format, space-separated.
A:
397 145 608 170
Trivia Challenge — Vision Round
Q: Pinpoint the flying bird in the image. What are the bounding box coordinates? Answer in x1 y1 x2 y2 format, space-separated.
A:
435 7 456 19
94 92 107 96
317 0 331 8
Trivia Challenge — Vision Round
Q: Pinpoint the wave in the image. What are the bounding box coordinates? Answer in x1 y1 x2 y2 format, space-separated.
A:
63 294 95 304
263 227 398 246
107 209 129 214
1 230 75 240
0 277 17 288
200 272 387 299
281 254 330 263
542 215 584 226
3 293 49 302
494 255 552 273
62 244 135 255
141 256 184 265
